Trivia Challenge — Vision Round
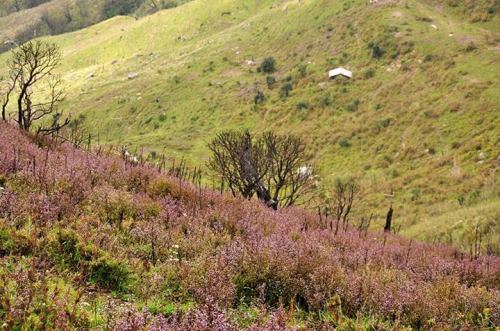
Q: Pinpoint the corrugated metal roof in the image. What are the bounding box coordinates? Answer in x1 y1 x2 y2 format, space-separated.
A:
329 67 352 79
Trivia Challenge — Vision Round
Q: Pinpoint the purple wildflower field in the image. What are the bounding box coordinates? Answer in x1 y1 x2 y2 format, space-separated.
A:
0 122 498 330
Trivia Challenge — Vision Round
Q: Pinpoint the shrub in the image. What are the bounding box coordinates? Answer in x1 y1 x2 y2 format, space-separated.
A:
89 255 131 292
266 75 276 89
464 42 477 52
368 42 385 59
373 118 391 132
296 101 309 110
0 227 32 256
47 229 82 269
259 57 276 73
297 63 307 77
254 90 266 104
346 99 360 112
0 227 14 257
364 68 375 79
339 138 350 148
319 93 332 107
410 188 422 201
97 192 136 228
279 82 293 98
423 54 434 62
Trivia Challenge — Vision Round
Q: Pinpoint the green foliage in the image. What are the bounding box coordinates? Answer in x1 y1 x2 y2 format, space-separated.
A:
346 99 360 112
89 255 131 292
259 57 277 74
47 229 82 269
368 42 385 59
296 101 309 110
104 0 144 18
319 93 332 107
339 138 350 148
279 82 293 98
254 90 265 104
297 63 307 77
95 192 137 228
364 68 375 79
0 226 33 256
266 75 276 89
147 178 174 198
373 117 391 132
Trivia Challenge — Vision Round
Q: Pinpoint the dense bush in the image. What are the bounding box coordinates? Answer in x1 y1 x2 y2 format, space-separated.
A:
104 0 144 18
259 57 277 73
89 255 131 292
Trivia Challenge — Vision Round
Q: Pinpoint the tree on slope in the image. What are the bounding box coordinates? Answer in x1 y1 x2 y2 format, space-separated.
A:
1 40 69 135
208 130 315 209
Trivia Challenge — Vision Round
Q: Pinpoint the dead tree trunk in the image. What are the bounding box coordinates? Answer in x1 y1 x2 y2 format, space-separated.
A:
384 206 393 232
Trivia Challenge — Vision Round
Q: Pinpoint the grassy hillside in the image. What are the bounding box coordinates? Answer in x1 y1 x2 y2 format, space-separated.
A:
0 123 498 329
0 0 499 251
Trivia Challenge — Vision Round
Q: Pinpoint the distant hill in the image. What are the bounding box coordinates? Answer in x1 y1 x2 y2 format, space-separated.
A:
0 0 191 52
0 0 499 251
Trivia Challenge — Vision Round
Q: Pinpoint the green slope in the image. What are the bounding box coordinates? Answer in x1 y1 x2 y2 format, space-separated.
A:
1 0 499 250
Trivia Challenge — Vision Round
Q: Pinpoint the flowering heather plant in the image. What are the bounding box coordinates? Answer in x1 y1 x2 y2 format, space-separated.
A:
0 123 498 329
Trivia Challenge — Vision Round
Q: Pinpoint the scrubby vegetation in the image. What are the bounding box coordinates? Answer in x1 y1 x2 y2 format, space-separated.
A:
0 123 498 329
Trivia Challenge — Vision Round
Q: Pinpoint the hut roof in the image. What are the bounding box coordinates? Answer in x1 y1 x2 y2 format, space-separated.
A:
329 67 352 79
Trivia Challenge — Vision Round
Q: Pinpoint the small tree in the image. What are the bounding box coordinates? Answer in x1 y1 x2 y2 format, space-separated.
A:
208 130 314 209
331 177 359 234
2 40 69 135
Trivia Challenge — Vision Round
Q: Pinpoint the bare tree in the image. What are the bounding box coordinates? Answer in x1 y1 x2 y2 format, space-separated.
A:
208 130 314 209
1 72 19 121
2 40 69 135
262 132 315 207
208 130 269 199
331 177 359 234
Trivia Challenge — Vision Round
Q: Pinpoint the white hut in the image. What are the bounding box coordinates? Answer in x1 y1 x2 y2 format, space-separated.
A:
329 67 352 79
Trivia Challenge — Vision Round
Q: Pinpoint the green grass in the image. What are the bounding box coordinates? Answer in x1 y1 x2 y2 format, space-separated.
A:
0 0 499 250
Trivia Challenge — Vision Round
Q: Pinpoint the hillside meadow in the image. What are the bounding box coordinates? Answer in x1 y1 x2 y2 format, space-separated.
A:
1 0 498 251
